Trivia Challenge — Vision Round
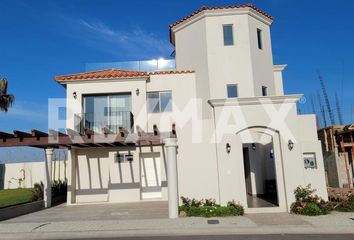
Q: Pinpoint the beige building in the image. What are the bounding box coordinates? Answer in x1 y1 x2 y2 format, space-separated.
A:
318 124 354 188
54 4 327 213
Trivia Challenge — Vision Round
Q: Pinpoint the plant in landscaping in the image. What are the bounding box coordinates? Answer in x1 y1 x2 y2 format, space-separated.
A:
31 182 44 201
333 192 354 212
51 179 67 198
227 200 245 216
179 197 244 218
290 185 331 216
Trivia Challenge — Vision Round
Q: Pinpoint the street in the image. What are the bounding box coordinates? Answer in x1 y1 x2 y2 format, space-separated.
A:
75 234 354 240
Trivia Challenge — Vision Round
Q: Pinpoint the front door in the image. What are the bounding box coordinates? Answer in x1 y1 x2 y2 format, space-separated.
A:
141 153 162 199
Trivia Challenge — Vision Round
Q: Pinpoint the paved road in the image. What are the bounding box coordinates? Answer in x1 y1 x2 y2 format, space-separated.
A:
73 234 354 240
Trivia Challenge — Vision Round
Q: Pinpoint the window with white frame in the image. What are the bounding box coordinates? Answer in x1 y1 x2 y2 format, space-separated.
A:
147 91 172 113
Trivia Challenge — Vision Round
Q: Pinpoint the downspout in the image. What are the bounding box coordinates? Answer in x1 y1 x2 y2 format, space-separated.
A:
209 101 222 204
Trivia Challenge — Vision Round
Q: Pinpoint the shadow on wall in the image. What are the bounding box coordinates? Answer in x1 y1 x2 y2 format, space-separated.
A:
0 164 5 189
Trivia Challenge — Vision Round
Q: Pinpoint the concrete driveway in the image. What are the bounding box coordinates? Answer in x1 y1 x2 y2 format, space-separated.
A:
3 201 168 223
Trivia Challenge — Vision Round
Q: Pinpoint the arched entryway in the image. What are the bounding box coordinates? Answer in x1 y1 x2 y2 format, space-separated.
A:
236 126 287 213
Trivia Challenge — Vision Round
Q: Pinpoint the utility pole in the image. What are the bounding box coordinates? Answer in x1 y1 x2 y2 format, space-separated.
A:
318 70 335 126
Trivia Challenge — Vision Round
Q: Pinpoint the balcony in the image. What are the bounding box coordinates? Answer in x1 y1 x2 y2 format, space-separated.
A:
85 58 176 72
74 111 134 135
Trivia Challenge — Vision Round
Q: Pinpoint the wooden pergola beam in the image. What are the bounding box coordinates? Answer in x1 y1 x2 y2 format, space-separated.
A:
0 131 14 139
0 129 175 148
31 129 49 137
13 130 32 138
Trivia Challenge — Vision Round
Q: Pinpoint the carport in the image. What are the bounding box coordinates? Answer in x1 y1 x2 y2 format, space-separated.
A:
0 126 179 218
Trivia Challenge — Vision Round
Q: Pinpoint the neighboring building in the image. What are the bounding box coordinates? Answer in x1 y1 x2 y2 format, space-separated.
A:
318 124 354 188
54 4 327 213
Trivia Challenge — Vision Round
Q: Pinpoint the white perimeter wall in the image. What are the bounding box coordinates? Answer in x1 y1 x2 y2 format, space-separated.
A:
0 160 67 189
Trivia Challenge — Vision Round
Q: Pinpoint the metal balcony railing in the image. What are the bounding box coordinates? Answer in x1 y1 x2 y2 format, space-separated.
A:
74 111 134 134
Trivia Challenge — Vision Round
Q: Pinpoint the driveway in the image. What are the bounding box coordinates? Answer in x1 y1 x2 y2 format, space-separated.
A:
3 201 168 223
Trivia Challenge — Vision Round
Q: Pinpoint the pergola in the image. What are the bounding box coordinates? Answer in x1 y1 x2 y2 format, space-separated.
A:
0 125 179 218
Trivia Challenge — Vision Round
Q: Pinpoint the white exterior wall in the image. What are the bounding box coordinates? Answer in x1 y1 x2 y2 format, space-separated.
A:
273 65 286 95
60 6 328 212
0 161 67 189
210 98 327 212
64 73 221 204
174 9 275 100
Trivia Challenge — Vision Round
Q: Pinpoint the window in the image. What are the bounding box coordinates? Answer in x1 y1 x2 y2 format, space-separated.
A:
262 86 268 96
147 91 172 113
223 25 234 46
83 94 132 133
257 28 263 50
303 153 317 169
227 84 238 98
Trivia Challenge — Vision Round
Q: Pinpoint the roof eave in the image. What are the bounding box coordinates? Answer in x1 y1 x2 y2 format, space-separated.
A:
54 75 149 85
169 7 273 43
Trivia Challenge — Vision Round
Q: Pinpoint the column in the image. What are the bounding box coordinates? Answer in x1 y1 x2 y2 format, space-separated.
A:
44 148 54 208
67 148 77 205
164 138 179 219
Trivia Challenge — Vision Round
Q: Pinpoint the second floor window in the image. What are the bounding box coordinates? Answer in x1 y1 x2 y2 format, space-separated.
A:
223 24 234 46
262 86 268 96
257 28 263 50
147 91 172 113
227 84 238 98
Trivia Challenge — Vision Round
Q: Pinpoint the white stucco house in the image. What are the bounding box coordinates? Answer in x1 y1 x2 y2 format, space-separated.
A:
54 4 327 214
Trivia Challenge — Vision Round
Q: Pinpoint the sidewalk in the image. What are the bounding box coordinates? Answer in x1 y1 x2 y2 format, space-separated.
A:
0 212 353 239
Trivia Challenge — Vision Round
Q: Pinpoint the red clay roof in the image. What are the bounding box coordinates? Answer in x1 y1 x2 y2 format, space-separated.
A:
54 69 149 81
54 69 195 82
169 3 273 29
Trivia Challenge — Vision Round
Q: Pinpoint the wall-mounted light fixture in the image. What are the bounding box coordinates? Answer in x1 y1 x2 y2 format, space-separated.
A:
288 140 294 151
136 88 140 96
73 92 77 99
226 143 231 154
252 143 256 151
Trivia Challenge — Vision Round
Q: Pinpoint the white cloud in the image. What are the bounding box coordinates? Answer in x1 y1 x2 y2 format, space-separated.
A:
63 17 173 58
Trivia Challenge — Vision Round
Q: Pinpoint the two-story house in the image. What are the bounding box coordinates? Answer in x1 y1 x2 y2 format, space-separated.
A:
54 4 327 213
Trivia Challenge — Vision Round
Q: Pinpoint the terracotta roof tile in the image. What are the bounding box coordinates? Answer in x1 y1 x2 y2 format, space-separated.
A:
54 69 195 82
169 3 273 29
54 69 149 81
150 70 195 75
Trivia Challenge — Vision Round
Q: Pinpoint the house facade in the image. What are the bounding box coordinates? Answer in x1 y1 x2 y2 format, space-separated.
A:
54 4 327 213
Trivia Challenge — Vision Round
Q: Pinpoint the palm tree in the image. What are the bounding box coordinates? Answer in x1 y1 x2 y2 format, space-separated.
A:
0 77 15 112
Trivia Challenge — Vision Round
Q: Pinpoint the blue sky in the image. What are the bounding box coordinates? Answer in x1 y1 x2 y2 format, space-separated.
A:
0 0 353 162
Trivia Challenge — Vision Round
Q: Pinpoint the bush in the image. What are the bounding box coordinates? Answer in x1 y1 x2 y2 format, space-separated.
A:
298 202 323 216
31 182 44 201
52 180 67 198
333 193 354 212
227 200 245 216
290 185 331 216
179 197 244 218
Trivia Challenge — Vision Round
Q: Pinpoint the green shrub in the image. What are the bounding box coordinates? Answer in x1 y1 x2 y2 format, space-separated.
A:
188 206 202 217
227 200 244 216
31 182 44 201
290 185 331 216
298 203 323 216
179 197 244 217
52 180 67 198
